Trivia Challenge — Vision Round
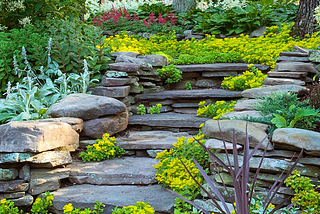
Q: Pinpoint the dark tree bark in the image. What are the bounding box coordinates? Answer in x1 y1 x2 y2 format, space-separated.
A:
290 0 320 39
172 0 197 13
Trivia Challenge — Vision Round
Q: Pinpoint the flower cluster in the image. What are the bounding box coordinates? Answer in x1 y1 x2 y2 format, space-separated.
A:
197 100 237 119
112 201 155 214
80 133 125 162
148 103 162 114
63 201 105 214
102 23 320 68
222 64 267 91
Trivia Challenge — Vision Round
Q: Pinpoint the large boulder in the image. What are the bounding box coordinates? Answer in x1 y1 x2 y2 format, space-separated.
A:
272 128 320 156
47 94 127 120
0 121 79 153
202 120 272 150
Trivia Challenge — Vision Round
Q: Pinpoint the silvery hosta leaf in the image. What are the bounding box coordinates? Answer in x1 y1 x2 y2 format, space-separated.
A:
29 86 39 97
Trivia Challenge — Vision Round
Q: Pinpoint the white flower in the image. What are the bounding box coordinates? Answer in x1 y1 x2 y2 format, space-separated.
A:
314 6 320 25
18 16 32 27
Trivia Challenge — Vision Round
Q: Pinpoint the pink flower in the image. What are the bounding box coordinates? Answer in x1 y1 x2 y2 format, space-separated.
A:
158 13 165 24
143 18 149 28
123 7 127 15
133 12 139 21
149 12 156 24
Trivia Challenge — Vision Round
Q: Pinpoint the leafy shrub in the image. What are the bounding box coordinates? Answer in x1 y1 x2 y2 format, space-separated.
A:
254 92 320 131
0 19 110 96
157 64 183 84
137 104 147 115
173 51 241 65
221 64 267 91
197 100 237 119
0 198 22 214
80 133 125 162
187 1 297 35
0 44 98 124
63 201 105 214
112 201 155 214
148 103 162 114
285 170 320 213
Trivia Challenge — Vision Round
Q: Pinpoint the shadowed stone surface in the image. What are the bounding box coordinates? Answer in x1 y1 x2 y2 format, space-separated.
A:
129 113 208 128
89 86 130 98
0 168 18 181
51 185 176 214
0 121 79 153
242 85 307 98
29 168 70 195
0 192 25 200
202 71 237 77
267 71 307 79
108 63 143 72
68 157 157 185
202 120 271 150
279 52 309 57
82 111 128 139
276 56 309 62
272 128 320 156
48 94 127 120
176 63 269 72
11 194 33 206
136 89 242 100
0 180 29 193
101 77 131 87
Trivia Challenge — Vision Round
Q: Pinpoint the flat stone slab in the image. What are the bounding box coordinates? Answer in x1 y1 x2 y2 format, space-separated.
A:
51 184 175 214
274 62 317 74
276 56 310 62
68 157 158 185
205 139 242 151
264 77 305 86
272 128 320 156
108 62 143 72
136 89 242 100
242 85 307 98
202 71 237 77
176 63 269 73
11 194 33 206
89 86 130 98
129 113 208 128
0 180 29 193
221 110 262 119
267 71 307 79
279 52 309 57
101 77 131 87
234 99 262 111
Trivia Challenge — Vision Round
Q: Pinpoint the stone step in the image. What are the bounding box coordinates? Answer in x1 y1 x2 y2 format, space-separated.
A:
68 157 158 185
264 77 305 86
267 71 307 79
176 63 270 73
129 113 208 128
274 62 317 74
242 85 307 99
50 184 175 214
276 56 309 62
279 52 309 57
136 89 242 101
89 86 130 98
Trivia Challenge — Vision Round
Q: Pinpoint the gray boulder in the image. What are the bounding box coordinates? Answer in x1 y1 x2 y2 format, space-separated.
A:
0 121 79 153
48 93 127 120
242 85 307 98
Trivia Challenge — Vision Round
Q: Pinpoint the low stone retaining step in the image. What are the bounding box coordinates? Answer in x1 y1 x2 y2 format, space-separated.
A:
136 89 242 101
129 113 208 128
50 184 176 214
68 157 158 185
267 71 307 79
176 63 270 73
116 131 190 150
264 77 305 86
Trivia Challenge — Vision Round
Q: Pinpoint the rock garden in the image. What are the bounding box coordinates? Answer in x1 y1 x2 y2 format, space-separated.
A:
0 0 320 214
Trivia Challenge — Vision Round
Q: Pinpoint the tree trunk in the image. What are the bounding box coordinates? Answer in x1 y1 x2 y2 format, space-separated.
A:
172 0 197 13
290 0 320 39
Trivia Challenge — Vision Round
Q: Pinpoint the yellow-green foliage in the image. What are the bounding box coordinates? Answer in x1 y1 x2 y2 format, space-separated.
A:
197 100 237 119
80 133 125 162
101 24 320 69
285 170 320 213
221 64 267 91
153 133 207 197
112 201 155 214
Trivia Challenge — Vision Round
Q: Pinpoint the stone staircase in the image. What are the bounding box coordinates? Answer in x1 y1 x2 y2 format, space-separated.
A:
49 131 190 214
